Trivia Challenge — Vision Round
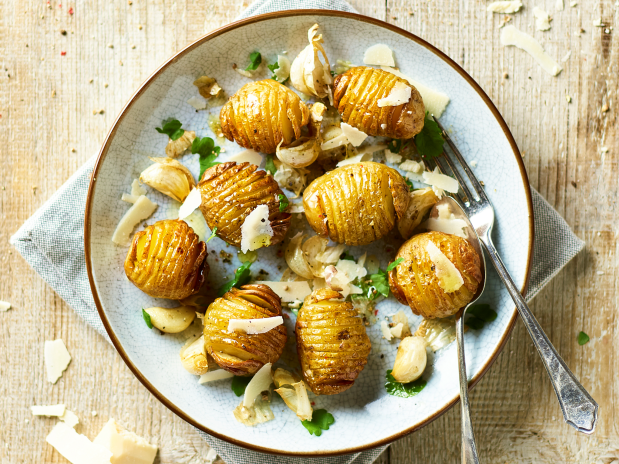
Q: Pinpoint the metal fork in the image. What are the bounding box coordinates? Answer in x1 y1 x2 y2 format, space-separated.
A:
428 116 599 436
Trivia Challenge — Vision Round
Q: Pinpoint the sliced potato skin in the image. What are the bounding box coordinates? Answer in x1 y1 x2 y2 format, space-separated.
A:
296 288 371 395
203 284 287 376
198 161 291 247
302 161 409 245
220 79 310 154
333 66 425 139
124 219 208 300
388 231 482 319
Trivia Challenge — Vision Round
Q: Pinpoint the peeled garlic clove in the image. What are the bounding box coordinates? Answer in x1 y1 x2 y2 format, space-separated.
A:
144 306 196 333
391 336 427 383
290 24 332 99
165 130 196 158
193 76 223 99
180 335 212 375
285 232 314 279
140 157 196 203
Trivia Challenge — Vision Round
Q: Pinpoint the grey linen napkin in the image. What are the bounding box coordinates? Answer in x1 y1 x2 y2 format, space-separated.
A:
9 0 585 462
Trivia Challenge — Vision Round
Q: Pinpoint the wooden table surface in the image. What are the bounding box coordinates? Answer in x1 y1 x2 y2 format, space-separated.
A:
1 0 618 462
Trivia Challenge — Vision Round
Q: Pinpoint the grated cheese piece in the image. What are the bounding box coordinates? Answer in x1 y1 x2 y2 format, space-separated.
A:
320 133 348 151
45 339 72 384
131 179 146 197
228 316 284 335
556 0 564 10
254 281 311 302
340 123 368 147
377 81 412 107
243 363 273 408
424 203 469 238
336 152 373 168
562 50 572 62
533 7 551 31
357 143 387 155
199 370 234 384
120 193 139 204
500 26 562 76
381 320 394 340
111 195 158 246
178 187 202 220
46 422 113 464
363 44 396 67
94 419 157 464
422 168 459 193
390 322 404 338
384 150 402 164
187 96 207 110
381 67 450 117
0 300 11 312
486 1 523 13
60 410 80 428
31 404 66 417
400 160 423 173
425 241 464 293
240 205 273 253
227 149 262 166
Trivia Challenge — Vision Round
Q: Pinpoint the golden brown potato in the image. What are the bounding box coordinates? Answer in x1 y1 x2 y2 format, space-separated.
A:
303 161 409 245
333 66 426 140
388 231 482 318
296 288 371 395
219 79 310 154
198 161 291 248
124 219 208 300
203 284 287 376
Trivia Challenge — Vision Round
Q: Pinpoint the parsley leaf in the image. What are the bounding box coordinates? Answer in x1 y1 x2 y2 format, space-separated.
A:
414 112 444 159
264 154 277 175
386 257 404 273
205 227 218 244
218 261 252 297
387 139 403 154
405 178 415 190
192 136 221 180
155 118 185 141
142 308 153 329
340 252 355 261
578 331 590 346
231 375 252 397
278 193 289 212
385 370 426 398
464 304 497 330
246 51 262 71
301 409 335 436
268 61 280 80
356 269 390 300
288 302 302 316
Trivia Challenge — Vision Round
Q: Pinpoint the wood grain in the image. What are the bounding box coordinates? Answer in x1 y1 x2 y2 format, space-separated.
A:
0 0 616 462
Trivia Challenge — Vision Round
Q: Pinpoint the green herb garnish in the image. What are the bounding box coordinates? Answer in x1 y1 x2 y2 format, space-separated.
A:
464 304 498 330
278 193 289 212
231 375 252 397
264 154 277 175
155 118 185 141
387 139 403 154
218 261 252 297
246 51 262 71
268 62 280 81
192 136 221 179
288 302 302 316
142 308 153 329
414 112 444 159
356 269 390 301
385 370 426 398
340 252 355 261
206 227 218 243
577 331 590 346
386 258 404 272
301 409 335 436
405 178 415 190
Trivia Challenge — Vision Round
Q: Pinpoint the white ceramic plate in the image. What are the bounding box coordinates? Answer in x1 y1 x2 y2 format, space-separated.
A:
85 10 533 456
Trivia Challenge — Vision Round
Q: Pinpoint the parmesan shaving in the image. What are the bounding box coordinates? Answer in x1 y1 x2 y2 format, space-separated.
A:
357 143 388 155
240 205 274 253
120 193 139 204
131 179 147 197
381 66 450 117
187 96 207 110
533 7 551 31
228 316 283 335
254 281 311 302
336 152 372 167
422 168 459 193
364 44 395 67
31 404 66 417
556 0 564 11
340 123 368 147
500 26 562 76
111 195 158 246
273 55 291 82
381 320 394 341
320 132 348 151
228 149 263 166
390 323 404 338
94 419 158 464
199 370 234 384
377 81 412 107
243 363 273 408
384 150 402 164
60 410 80 428
486 1 523 13
46 422 113 464
45 339 72 384
425 203 469 238
178 187 202 220
425 241 464 293
0 300 11 312
400 160 423 173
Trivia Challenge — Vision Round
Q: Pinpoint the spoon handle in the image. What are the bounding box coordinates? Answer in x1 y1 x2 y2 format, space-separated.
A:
456 317 481 464
481 236 599 433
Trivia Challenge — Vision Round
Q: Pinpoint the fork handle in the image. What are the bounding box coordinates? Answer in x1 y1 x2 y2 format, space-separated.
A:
481 236 598 433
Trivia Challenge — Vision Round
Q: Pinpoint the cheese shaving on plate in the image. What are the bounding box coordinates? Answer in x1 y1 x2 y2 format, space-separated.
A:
500 26 562 76
363 44 395 67
178 187 202 220
340 123 368 147
254 281 312 302
199 370 235 384
380 67 450 117
422 168 459 194
336 152 373 168
112 195 158 246
227 149 262 166
240 205 274 253
377 81 412 107
425 203 469 238
228 316 284 334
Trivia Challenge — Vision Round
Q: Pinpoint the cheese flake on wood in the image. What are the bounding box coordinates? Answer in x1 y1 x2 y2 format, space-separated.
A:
240 204 273 253
486 1 523 13
60 410 80 428
363 44 396 67
533 7 551 31
199 370 235 384
556 0 564 11
500 26 562 76
94 419 157 464
111 195 158 246
228 316 284 335
254 281 312 302
340 123 368 147
178 187 202 220
381 67 450 117
0 300 11 311
377 81 412 107
46 422 113 464
227 149 263 166
425 241 464 293
31 404 66 417
336 152 373 168
422 169 459 193
45 339 72 384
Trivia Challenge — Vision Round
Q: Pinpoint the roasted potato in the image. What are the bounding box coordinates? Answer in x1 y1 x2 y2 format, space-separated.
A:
388 231 482 318
203 284 287 376
296 288 371 395
333 66 425 139
198 162 291 248
219 79 310 154
124 219 208 300
303 161 409 245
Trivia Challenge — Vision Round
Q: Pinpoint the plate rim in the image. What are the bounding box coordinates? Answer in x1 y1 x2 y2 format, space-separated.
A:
84 9 534 457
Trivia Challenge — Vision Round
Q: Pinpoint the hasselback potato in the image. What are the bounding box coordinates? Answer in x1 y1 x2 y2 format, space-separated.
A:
198 162 291 247
203 284 287 376
124 219 208 300
333 66 425 139
219 79 310 154
296 288 371 395
388 231 482 318
303 161 409 245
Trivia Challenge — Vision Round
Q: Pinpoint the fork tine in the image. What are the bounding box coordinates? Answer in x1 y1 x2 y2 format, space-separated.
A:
433 116 488 201
439 152 474 204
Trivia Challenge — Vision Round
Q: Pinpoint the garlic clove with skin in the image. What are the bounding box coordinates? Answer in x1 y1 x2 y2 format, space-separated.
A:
140 157 196 203
165 130 196 158
391 336 428 383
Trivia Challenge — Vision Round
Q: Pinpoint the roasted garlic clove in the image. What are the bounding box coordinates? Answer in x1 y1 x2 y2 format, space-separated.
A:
219 79 310 154
275 102 326 168
303 162 409 245
388 231 482 318
124 219 208 300
140 157 196 203
193 76 223 99
165 130 196 158
180 335 217 375
144 305 195 333
398 187 439 239
296 288 371 395
198 162 291 248
290 24 333 100
203 284 287 376
333 66 425 139
391 336 427 383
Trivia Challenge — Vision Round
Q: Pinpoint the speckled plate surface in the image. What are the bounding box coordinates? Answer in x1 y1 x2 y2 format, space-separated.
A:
85 10 533 457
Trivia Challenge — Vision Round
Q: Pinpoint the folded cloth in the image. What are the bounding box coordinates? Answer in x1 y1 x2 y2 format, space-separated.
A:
9 0 585 462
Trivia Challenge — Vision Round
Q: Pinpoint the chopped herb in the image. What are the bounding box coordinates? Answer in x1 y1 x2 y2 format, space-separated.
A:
278 193 289 212
464 304 497 330
206 227 218 243
386 257 404 272
264 154 277 175
330 70 336 77
218 261 252 296
356 268 390 301
231 375 252 397
414 112 444 159
155 118 185 141
405 178 415 190
142 308 153 329
301 409 335 436
385 370 426 397
192 136 221 179
387 139 403 154
340 252 355 261
267 61 280 81
578 331 590 346
246 51 262 71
